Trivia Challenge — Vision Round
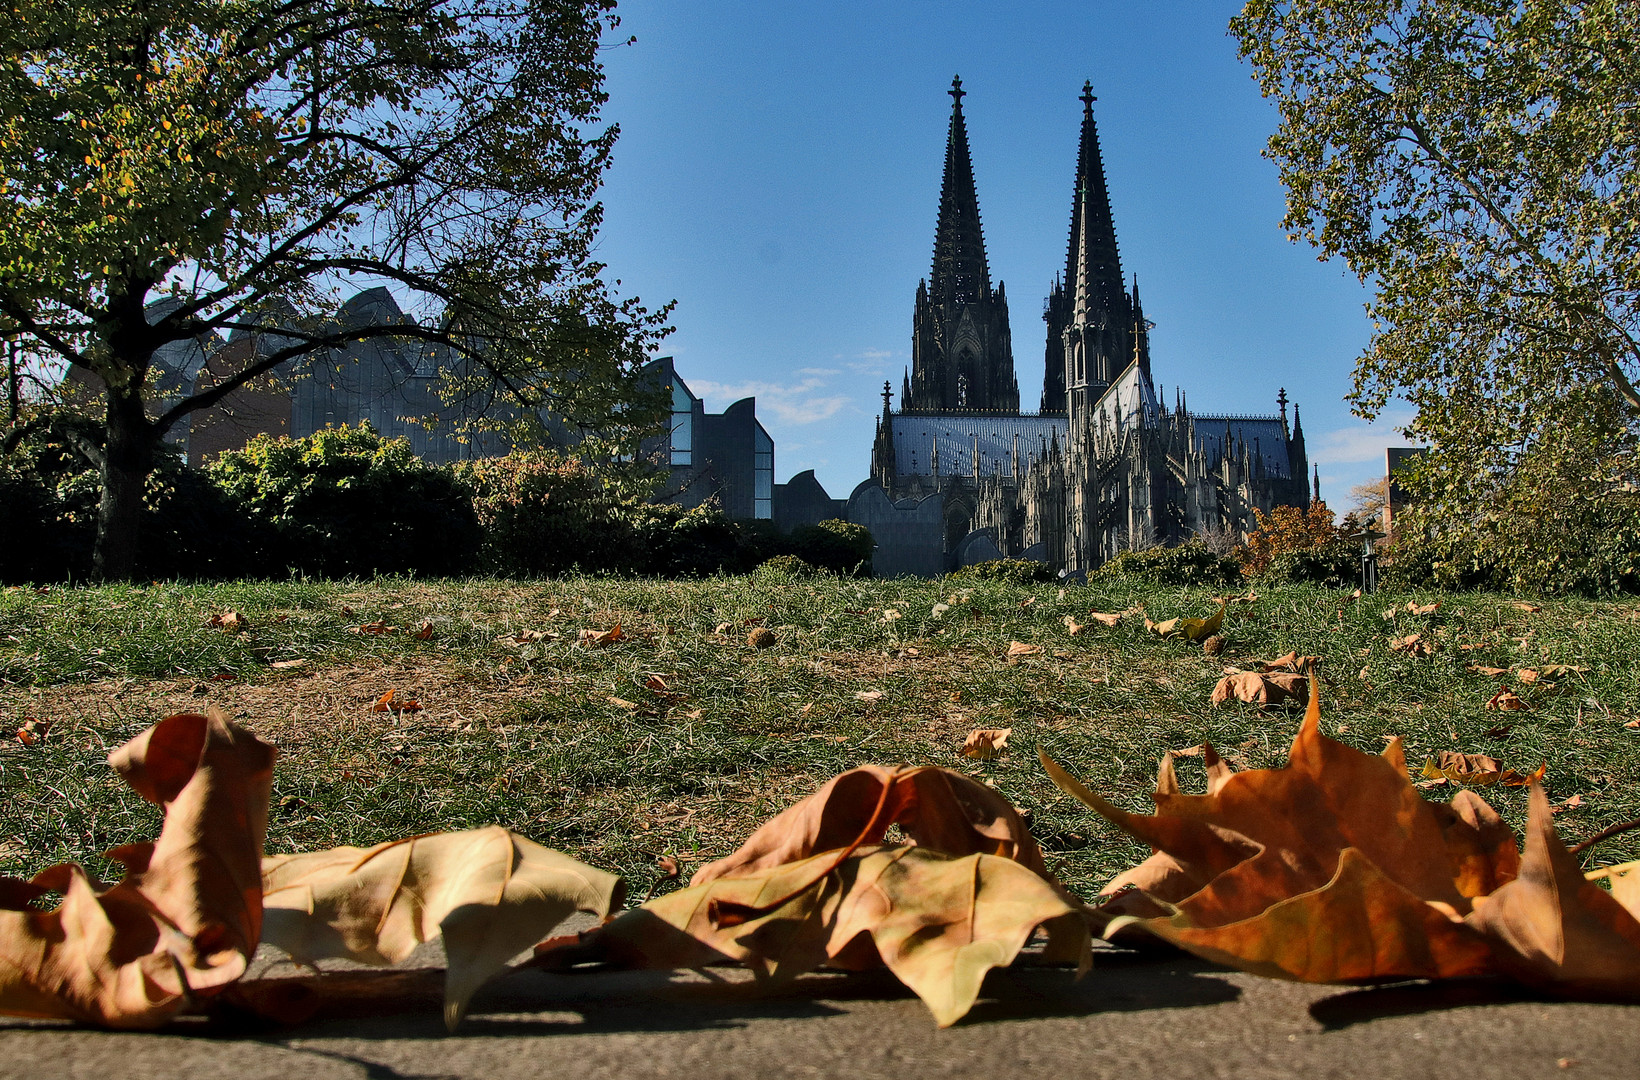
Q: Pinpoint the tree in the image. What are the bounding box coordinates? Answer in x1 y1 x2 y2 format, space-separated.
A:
1230 0 1640 592
0 0 670 579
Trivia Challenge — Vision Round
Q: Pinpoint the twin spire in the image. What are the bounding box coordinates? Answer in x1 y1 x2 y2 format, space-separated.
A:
929 76 991 307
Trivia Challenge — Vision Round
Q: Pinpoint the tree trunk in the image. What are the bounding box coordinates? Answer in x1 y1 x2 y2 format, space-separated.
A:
92 384 154 582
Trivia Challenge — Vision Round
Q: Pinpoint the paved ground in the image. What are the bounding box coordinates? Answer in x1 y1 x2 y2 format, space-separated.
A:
2 942 1636 1080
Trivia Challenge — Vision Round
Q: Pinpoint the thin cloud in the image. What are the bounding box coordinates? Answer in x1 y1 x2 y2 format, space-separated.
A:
1314 411 1421 466
688 376 853 427
798 366 841 376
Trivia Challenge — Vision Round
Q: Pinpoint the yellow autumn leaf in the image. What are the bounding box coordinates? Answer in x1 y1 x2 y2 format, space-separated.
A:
260 827 623 1031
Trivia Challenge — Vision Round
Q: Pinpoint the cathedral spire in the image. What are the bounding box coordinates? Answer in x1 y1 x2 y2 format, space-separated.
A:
930 76 991 306
1065 83 1125 329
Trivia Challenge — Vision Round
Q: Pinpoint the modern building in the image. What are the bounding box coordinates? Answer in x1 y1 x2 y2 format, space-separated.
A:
852 79 1313 575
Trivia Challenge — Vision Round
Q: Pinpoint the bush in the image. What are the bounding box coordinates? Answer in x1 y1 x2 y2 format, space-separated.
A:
1256 542 1360 589
628 502 748 577
790 519 873 576
1 414 255 583
754 554 818 580
209 424 478 578
949 558 1058 585
1095 541 1241 587
1238 501 1363 587
456 450 637 576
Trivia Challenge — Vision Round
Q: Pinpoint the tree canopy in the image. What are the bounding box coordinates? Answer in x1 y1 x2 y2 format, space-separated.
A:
1232 0 1640 593
0 0 670 578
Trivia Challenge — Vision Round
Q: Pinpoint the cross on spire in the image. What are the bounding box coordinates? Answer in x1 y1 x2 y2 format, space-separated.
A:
1080 80 1095 110
950 75 965 105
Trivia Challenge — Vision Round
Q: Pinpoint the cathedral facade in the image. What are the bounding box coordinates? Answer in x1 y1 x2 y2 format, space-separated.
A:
858 78 1314 575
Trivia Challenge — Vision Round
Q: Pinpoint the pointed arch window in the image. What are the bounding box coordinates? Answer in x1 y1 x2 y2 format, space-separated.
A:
670 379 694 465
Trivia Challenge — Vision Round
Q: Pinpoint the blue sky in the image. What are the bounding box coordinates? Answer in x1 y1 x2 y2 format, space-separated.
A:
592 0 1417 506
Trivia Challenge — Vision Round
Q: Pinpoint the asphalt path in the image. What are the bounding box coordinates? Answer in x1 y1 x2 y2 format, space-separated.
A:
2 942 1634 1080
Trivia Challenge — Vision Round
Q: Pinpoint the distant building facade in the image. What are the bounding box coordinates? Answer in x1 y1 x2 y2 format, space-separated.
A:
853 79 1314 575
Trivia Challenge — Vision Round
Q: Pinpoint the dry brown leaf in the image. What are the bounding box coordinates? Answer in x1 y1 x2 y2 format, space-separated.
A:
372 689 421 714
690 764 1049 886
1465 785 1640 999
607 696 638 712
413 621 434 641
207 610 248 633
15 718 50 746
1407 601 1441 616
260 827 622 1030
270 659 308 671
1420 752 1545 788
1345 588 1363 602
578 624 624 648
1256 651 1317 674
1211 592 1259 605
1468 665 1510 677
854 689 884 705
0 711 276 1026
960 728 1012 760
1006 640 1043 659
712 621 734 636
1063 616 1085 636
1146 605 1224 643
1585 860 1640 919
1210 671 1308 708
1487 687 1528 712
747 627 777 649
1087 611 1122 627
1201 634 1225 657
354 621 399 635
1513 602 1543 613
1390 633 1436 657
1042 685 1506 983
577 845 1086 1028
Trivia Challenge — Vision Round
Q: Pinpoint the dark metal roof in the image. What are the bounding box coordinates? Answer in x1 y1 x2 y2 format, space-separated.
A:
889 413 1066 478
1192 416 1292 478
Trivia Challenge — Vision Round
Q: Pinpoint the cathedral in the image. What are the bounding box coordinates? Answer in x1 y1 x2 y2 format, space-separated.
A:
855 78 1314 576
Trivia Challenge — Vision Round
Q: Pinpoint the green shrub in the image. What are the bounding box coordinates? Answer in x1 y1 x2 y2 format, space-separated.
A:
209 424 478 578
755 554 818 580
1 415 254 583
790 519 873 576
949 558 1058 585
629 502 748 577
456 450 636 576
1096 541 1241 587
1254 541 1360 589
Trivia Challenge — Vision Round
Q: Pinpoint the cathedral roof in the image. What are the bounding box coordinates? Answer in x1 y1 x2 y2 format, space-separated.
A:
1192 416 1293 478
887 413 1066 479
1088 361 1160 430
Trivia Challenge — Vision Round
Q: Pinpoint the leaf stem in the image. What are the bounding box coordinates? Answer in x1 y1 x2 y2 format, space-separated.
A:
1568 818 1640 857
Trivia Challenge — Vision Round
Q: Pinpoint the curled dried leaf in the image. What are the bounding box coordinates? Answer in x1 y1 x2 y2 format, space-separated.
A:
1006 641 1043 659
1210 671 1308 708
960 728 1012 760
578 624 624 648
1486 687 1528 712
747 627 777 649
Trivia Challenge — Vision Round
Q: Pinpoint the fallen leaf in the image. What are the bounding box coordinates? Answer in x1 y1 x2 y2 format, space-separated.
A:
1063 616 1085 636
1086 612 1122 627
372 690 421 714
1486 688 1528 712
270 659 308 670
210 672 237 682
1146 605 1224 643
1256 651 1317 674
1420 751 1545 788
1516 669 1541 685
354 621 398 635
1210 671 1308 708
960 728 1012 760
0 711 276 1026
1006 641 1043 659
1390 633 1436 657
931 603 951 618
1552 793 1585 813
414 621 434 641
689 764 1049 886
1584 860 1640 918
882 609 903 623
578 846 1086 1028
1345 588 1362 602
747 627 777 649
854 690 885 704
607 696 638 712
1211 592 1259 605
1513 602 1543 613
1201 634 1225 657
1468 665 1510 677
1043 685 1505 984
713 621 734 636
206 611 248 633
15 718 50 746
1407 601 1441 616
1465 784 1640 998
260 827 622 1030
578 624 624 648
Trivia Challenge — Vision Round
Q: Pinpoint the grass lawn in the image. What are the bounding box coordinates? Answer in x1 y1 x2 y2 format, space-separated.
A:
3 572 1639 903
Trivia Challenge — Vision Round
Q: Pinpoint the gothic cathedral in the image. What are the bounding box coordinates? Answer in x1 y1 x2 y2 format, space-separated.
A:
861 78 1314 575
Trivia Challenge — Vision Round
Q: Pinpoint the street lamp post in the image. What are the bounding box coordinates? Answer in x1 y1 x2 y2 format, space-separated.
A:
1349 523 1388 594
